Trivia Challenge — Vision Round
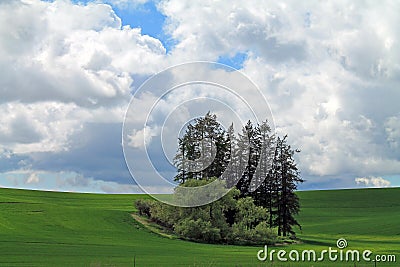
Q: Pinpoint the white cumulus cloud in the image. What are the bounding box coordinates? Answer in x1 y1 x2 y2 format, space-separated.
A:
26 173 40 184
355 176 391 188
0 0 168 155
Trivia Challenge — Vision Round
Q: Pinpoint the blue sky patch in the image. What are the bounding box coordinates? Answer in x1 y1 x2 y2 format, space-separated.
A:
110 2 172 50
217 52 247 70
71 0 173 52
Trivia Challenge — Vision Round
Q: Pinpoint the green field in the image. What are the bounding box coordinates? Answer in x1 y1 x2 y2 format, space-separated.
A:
0 187 399 266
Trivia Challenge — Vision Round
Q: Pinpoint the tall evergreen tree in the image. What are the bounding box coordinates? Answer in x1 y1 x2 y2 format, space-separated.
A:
174 123 197 182
174 112 229 183
235 121 257 196
222 124 236 187
273 135 304 236
252 120 275 209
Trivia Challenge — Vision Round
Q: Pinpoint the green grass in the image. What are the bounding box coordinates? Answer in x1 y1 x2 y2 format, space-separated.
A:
0 187 399 266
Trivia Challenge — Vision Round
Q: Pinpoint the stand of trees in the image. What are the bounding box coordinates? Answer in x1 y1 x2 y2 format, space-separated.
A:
136 112 304 244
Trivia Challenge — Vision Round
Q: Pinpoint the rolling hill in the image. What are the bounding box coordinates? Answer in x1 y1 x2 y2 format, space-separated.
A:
0 187 399 266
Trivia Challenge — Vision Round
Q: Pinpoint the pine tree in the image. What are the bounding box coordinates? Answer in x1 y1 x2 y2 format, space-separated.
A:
268 143 280 228
174 112 230 182
235 121 253 196
252 120 275 209
174 123 197 182
221 124 236 187
274 135 304 237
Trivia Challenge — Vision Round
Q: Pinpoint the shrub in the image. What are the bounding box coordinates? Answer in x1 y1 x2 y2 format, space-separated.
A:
134 180 279 245
135 199 153 218
174 218 221 243
228 197 277 245
230 221 277 245
253 221 278 245
149 201 178 229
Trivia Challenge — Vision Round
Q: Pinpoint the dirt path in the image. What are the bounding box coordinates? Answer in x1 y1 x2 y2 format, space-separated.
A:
131 213 176 239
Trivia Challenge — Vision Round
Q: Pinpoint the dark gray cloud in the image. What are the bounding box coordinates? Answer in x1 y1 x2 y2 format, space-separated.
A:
29 122 132 184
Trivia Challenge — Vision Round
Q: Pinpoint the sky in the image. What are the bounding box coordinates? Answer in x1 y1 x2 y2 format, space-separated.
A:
0 0 399 193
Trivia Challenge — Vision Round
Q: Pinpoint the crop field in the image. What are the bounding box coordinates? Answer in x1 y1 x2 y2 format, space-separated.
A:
0 187 399 266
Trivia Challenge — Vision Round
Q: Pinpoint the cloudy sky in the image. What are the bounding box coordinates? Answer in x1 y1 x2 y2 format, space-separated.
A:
0 0 399 193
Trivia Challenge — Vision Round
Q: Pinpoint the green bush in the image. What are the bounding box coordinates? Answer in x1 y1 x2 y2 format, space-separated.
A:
253 221 278 245
230 221 277 245
228 197 277 245
135 199 153 218
134 180 279 245
174 218 221 243
149 201 178 229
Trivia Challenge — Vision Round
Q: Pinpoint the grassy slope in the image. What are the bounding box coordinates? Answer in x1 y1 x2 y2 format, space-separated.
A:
296 188 400 257
0 187 399 266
